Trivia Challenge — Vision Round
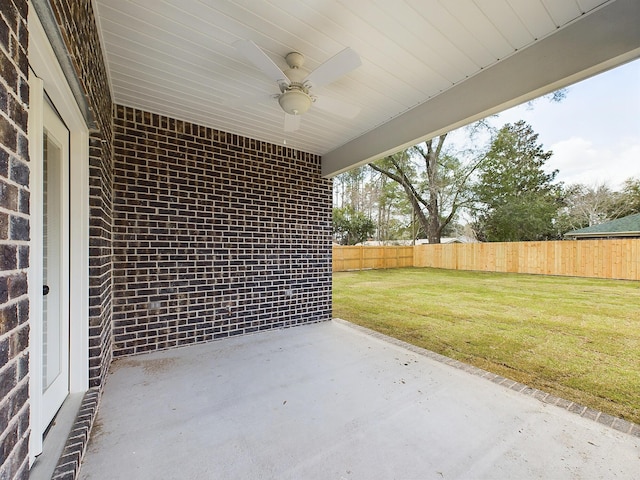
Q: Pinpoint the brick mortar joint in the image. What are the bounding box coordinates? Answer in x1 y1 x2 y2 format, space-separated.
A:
0 238 31 246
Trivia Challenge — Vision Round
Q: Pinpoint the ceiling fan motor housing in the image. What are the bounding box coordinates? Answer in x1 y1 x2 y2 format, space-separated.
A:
279 52 313 115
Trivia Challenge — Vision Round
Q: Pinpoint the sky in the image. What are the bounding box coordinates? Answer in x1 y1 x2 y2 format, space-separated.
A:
488 58 640 190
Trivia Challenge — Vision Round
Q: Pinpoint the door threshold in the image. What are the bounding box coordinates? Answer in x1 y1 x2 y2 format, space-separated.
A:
29 393 84 480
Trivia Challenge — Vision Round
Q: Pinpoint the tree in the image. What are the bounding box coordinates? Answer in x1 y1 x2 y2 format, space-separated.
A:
332 206 376 245
369 135 482 244
556 182 624 233
372 171 413 242
333 166 368 211
554 178 640 236
472 121 562 241
334 88 569 244
615 177 640 217
333 165 413 243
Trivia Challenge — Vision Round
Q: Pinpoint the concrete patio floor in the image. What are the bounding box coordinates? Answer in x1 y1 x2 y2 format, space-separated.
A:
78 320 639 479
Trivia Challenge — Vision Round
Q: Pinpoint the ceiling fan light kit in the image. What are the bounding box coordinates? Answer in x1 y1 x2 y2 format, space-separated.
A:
278 88 312 115
235 40 362 132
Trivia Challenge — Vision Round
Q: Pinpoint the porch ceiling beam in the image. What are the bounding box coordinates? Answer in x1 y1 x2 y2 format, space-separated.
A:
321 0 640 178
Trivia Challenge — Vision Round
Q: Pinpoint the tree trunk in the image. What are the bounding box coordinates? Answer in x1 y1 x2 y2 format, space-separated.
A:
369 161 432 241
420 137 447 244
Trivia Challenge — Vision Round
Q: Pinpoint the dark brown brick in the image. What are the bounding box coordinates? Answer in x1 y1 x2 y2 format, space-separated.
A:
112 106 332 357
6 272 26 298
0 362 17 400
16 246 27 270
0 337 9 366
0 244 17 270
0 212 7 240
0 14 9 52
0 179 18 211
9 215 28 241
0 49 18 93
9 158 28 186
0 150 7 178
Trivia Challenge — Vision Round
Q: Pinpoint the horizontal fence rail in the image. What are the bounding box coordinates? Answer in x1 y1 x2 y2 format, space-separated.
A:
333 239 640 280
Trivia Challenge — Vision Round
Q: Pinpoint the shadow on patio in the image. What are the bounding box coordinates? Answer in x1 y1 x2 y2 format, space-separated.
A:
78 320 638 479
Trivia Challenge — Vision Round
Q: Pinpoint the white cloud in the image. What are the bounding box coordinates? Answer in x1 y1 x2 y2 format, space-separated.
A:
547 137 640 189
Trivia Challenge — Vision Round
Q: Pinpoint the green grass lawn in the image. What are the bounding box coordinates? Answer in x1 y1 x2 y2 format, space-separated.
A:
333 268 640 424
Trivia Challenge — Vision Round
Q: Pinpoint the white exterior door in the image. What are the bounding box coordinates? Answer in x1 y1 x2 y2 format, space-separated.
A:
28 8 90 463
41 100 70 429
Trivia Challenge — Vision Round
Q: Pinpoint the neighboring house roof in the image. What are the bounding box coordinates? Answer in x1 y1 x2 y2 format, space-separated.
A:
566 213 640 239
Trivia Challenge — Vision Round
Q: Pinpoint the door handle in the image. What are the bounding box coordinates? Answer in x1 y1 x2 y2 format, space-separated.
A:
43 285 50 296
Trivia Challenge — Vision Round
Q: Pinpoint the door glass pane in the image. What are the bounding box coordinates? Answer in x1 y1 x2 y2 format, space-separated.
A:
43 128 62 392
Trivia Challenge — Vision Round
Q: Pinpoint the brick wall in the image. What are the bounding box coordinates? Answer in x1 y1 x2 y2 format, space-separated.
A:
48 0 114 388
0 1 31 478
87 129 113 388
113 105 332 356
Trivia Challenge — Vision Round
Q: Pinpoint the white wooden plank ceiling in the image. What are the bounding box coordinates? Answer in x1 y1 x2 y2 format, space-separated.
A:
92 0 639 175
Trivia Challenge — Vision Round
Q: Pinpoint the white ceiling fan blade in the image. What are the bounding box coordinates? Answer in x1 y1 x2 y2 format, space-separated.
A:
304 47 361 88
284 113 301 132
234 40 289 87
314 95 361 119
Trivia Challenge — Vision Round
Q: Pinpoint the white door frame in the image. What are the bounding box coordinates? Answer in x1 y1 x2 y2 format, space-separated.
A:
41 97 71 428
28 7 89 463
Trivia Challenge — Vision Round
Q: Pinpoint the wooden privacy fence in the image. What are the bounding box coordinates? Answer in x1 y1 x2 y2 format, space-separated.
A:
332 245 414 272
333 239 640 280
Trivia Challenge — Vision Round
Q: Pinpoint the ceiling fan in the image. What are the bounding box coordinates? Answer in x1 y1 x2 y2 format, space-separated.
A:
234 40 362 132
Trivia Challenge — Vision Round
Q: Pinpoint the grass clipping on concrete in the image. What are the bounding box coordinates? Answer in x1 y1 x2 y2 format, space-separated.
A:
333 268 640 424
